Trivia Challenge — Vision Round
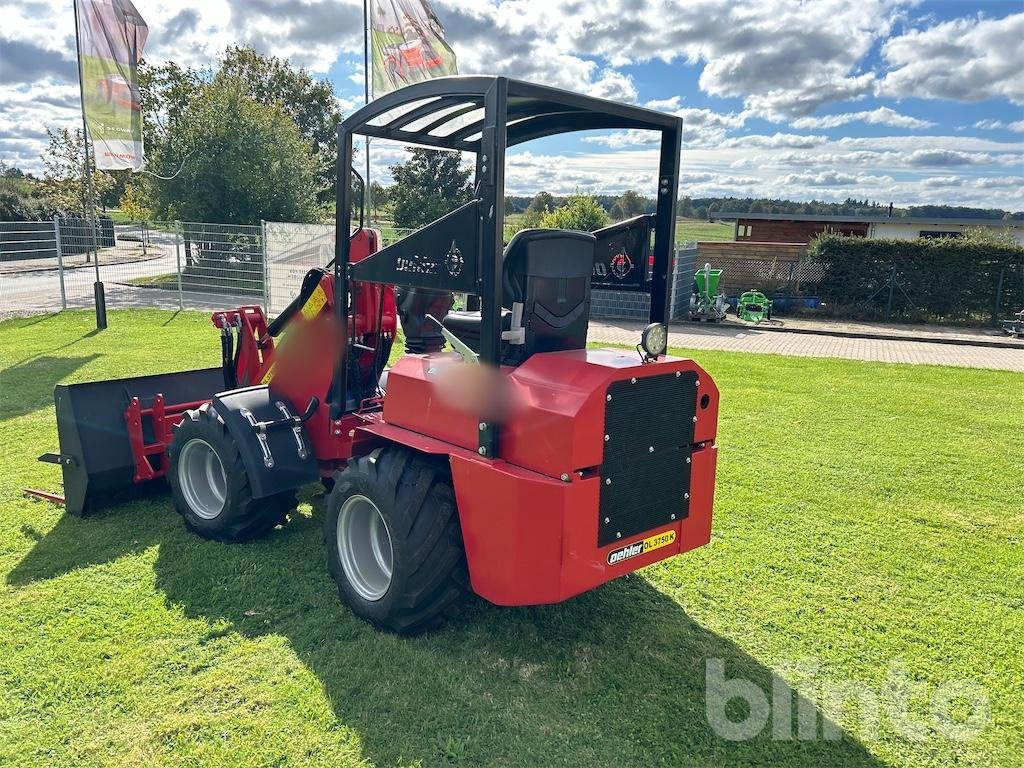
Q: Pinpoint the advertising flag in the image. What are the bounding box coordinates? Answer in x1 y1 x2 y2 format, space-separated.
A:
369 0 458 97
75 0 149 170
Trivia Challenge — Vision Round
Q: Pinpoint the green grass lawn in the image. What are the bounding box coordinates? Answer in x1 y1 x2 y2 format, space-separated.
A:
104 209 134 224
1 310 1021 767
501 214 735 244
676 218 735 243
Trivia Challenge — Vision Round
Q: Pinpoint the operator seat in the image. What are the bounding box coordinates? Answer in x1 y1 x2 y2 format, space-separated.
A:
444 229 596 365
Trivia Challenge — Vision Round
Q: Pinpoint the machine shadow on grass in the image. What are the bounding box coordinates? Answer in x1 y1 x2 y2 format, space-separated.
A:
0 354 100 422
11 493 886 768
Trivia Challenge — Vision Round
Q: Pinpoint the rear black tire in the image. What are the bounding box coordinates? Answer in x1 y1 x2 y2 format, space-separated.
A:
168 405 294 542
324 447 468 634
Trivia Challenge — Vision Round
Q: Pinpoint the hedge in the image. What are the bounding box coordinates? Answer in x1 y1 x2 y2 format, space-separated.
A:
806 233 1024 325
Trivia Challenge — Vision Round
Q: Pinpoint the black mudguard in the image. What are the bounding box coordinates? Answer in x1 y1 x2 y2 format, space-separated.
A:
210 386 319 499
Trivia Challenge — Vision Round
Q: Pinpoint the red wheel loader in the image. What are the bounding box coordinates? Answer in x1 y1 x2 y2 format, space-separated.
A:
37 77 719 633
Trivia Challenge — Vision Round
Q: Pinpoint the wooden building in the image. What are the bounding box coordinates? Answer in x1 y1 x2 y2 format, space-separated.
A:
717 213 1024 245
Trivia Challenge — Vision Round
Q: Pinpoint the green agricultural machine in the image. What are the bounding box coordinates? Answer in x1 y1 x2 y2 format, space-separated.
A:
689 263 727 322
736 290 773 324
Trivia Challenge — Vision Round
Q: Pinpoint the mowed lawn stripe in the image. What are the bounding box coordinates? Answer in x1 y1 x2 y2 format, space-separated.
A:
0 310 1020 767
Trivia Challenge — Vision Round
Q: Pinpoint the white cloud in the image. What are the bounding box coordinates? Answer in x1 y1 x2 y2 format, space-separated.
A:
792 107 934 130
722 133 828 149
0 79 82 170
880 12 1024 104
973 176 1024 190
561 0 909 120
780 171 895 187
904 149 998 167
921 176 964 188
583 101 746 148
975 119 1024 133
2 0 1022 211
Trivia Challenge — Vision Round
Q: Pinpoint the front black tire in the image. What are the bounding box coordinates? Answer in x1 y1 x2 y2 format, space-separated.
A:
168 405 294 542
324 447 468 634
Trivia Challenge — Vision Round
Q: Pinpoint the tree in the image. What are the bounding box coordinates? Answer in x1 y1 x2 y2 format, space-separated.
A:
137 47 341 202
0 165 54 221
540 193 609 231
137 59 202 153
130 76 318 224
1 162 26 179
390 148 472 230
370 180 391 218
522 191 554 227
610 189 647 220
217 47 341 201
963 226 1022 248
39 127 115 217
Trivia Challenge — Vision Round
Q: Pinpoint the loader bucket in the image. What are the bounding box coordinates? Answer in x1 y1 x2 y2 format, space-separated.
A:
693 267 722 298
52 368 224 515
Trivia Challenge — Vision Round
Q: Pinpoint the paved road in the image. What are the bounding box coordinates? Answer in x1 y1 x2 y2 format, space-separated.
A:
0 230 261 320
590 319 1024 372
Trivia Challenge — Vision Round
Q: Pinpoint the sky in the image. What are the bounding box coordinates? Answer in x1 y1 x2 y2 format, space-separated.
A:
1 0 1022 210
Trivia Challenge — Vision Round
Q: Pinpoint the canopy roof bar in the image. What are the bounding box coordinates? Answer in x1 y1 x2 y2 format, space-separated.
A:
418 102 484 135
389 95 477 132
341 75 678 151
334 75 683 454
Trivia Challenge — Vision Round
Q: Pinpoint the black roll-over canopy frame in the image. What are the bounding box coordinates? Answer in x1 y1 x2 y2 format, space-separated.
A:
333 75 683 407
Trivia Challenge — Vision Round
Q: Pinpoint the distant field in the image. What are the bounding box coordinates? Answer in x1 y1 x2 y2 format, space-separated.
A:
105 211 734 244
503 213 734 244
676 218 734 242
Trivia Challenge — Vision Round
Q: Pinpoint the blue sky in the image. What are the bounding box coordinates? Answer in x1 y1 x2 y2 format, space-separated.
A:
2 0 1022 209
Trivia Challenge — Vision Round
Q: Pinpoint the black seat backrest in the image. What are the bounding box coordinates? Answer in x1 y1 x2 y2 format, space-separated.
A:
501 229 596 364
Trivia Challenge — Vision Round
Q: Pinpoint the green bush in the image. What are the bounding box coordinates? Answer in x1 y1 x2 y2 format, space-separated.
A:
540 194 609 231
806 233 1024 324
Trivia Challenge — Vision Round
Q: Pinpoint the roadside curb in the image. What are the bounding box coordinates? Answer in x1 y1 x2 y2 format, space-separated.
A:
0 251 166 276
745 322 1024 350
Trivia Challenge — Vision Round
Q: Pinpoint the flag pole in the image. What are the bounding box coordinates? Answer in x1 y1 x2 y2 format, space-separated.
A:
363 0 372 226
72 0 106 329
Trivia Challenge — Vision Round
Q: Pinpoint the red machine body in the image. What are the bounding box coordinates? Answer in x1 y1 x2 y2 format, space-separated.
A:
359 348 719 605
53 224 717 610
41 77 720 634
120 229 396 488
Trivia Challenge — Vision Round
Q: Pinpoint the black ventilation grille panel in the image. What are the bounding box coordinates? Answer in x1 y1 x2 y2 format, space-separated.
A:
598 371 698 547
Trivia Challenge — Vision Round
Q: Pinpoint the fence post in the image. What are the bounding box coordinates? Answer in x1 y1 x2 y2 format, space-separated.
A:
992 268 1005 326
53 215 67 310
174 220 184 311
260 219 270 313
885 263 896 321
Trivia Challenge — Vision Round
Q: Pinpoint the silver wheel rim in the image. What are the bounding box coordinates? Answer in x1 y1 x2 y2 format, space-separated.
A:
336 494 394 602
178 439 227 520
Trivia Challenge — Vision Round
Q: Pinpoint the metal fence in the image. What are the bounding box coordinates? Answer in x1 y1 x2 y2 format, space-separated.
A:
0 218 274 320
10 220 1013 326
0 220 722 323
